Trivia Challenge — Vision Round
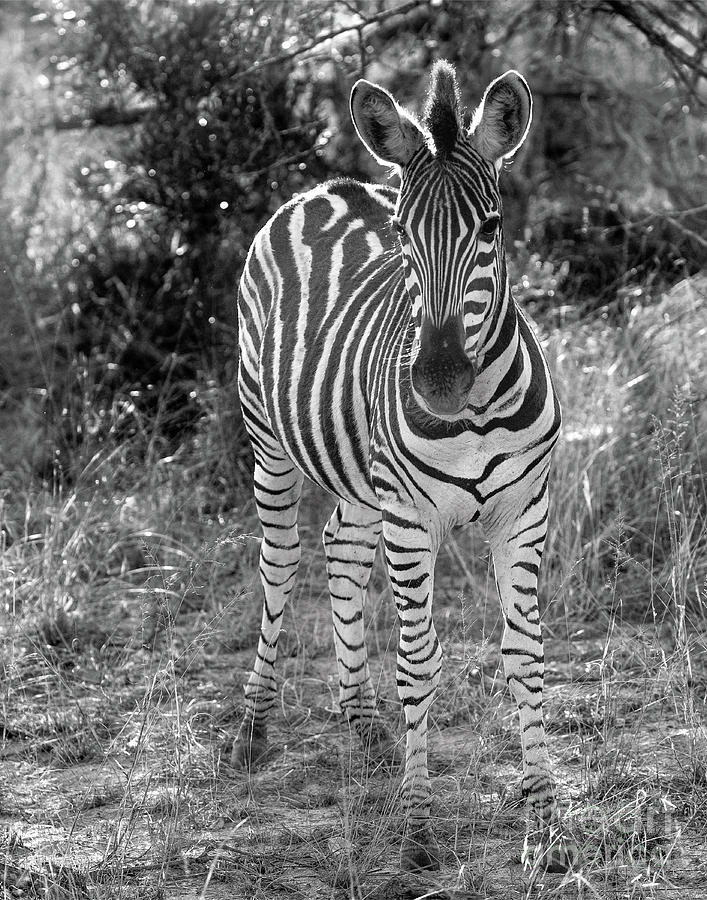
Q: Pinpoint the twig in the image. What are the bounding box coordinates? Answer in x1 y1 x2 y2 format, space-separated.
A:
233 0 429 82
640 0 706 49
603 1 707 83
244 146 323 178
599 203 707 233
661 216 707 249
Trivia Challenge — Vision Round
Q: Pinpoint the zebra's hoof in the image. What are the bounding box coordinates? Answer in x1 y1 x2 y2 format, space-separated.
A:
400 828 441 872
231 722 268 770
542 840 577 873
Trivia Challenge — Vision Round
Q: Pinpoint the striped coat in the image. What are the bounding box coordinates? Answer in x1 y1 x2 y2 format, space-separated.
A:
235 61 568 873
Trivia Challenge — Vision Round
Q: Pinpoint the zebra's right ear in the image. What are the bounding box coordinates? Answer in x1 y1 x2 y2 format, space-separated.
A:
351 80 426 168
469 70 532 166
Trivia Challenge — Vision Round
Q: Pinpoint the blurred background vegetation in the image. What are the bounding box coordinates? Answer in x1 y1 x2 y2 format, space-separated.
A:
0 0 705 623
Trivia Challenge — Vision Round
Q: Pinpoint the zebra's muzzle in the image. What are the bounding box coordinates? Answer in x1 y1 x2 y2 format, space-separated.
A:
411 316 476 416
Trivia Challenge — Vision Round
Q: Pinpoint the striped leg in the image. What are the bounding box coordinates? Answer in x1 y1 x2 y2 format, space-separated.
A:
323 502 399 765
382 515 442 872
232 453 303 768
489 483 571 870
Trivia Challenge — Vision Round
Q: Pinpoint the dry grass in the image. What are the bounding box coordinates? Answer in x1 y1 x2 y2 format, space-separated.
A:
1 277 706 899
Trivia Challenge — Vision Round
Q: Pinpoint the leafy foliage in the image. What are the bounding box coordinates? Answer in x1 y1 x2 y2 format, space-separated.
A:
54 0 331 442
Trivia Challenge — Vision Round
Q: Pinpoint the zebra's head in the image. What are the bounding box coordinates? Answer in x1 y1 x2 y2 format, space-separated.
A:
351 62 532 417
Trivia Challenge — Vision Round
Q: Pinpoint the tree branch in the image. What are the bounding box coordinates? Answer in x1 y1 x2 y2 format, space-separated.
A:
641 0 705 49
233 0 430 82
603 0 707 84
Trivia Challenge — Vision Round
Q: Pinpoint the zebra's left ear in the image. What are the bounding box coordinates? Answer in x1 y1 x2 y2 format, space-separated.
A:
469 71 532 167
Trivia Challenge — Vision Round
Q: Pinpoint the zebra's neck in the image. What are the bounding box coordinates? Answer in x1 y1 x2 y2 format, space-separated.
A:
475 273 518 375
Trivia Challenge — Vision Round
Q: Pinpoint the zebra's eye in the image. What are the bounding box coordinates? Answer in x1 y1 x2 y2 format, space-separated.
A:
479 217 499 238
392 219 407 240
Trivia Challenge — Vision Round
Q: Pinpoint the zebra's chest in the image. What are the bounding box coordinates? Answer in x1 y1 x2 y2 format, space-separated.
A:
372 380 559 528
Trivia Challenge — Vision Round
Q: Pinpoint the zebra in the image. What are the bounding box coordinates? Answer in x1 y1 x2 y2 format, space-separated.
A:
234 60 569 873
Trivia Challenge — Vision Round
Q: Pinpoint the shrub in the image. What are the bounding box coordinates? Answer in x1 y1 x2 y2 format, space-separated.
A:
52 0 331 447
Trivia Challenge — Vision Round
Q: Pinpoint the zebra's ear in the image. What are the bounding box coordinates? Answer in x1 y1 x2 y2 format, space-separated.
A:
351 79 426 168
469 71 532 166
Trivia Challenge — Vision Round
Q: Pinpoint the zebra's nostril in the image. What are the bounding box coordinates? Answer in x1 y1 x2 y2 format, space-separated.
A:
460 360 476 392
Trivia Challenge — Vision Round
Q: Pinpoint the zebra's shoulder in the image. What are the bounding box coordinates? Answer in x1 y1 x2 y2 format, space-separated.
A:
252 180 398 253
278 179 397 222
324 179 398 216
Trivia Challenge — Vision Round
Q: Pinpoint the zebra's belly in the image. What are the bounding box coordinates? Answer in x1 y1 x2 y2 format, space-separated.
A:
280 436 379 509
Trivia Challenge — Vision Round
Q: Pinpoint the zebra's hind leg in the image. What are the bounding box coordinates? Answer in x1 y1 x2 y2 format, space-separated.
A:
232 454 304 770
323 501 399 769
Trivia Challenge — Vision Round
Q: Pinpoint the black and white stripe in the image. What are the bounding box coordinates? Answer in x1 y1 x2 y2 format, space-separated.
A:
234 61 564 872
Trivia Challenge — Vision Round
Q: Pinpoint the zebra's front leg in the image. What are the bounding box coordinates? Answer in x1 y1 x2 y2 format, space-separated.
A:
382 514 442 872
232 458 304 769
488 489 573 872
323 502 399 767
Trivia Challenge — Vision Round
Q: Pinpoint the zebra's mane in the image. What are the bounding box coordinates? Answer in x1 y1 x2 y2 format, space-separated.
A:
423 60 461 161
